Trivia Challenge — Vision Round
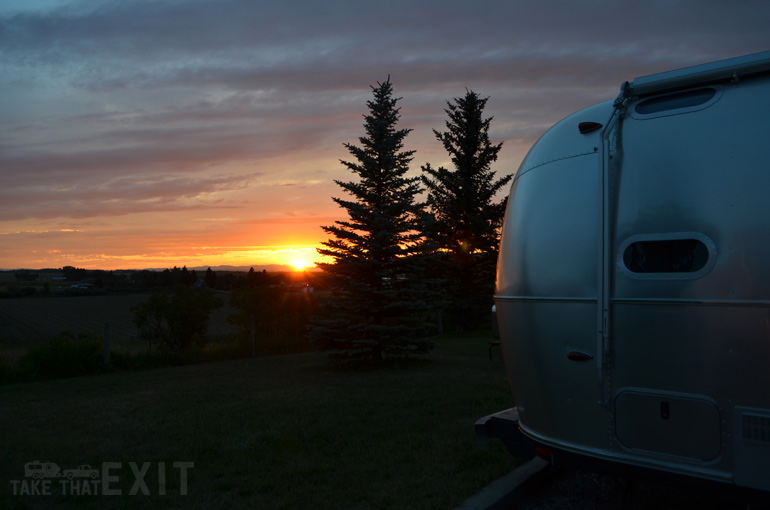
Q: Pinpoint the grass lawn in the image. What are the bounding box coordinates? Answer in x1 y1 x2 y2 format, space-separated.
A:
0 333 517 509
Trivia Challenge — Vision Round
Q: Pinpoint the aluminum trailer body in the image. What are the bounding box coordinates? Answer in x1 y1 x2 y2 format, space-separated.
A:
490 50 770 493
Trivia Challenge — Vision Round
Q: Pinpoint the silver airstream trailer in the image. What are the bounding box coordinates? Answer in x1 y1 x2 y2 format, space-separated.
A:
478 51 770 495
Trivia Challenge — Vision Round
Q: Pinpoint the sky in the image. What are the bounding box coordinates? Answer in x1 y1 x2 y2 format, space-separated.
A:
2 0 768 271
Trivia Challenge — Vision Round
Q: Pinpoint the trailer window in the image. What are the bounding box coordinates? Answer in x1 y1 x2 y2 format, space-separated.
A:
634 88 717 115
623 239 709 273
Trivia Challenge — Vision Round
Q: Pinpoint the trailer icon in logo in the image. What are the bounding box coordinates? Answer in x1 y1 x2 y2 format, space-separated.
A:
24 461 60 479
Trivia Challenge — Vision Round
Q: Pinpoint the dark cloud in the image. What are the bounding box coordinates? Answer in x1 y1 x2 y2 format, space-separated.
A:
4 0 768 93
0 170 259 221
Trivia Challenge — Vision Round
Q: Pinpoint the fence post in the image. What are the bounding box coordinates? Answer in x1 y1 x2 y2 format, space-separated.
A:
250 314 255 358
104 322 111 366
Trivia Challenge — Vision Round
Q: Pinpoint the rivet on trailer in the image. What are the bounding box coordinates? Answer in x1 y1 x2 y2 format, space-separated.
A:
476 50 770 498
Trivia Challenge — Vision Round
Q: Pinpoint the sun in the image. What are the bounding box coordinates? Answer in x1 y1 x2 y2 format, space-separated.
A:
276 246 327 271
290 259 311 271
286 250 317 271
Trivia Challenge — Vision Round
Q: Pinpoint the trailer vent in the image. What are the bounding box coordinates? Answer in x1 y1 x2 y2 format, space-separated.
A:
743 413 770 444
735 407 770 490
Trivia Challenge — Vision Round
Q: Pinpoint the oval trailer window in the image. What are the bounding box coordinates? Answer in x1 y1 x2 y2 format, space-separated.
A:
634 88 717 115
623 238 709 274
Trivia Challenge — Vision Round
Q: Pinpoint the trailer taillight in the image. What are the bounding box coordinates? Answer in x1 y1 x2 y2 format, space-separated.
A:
578 121 602 134
536 446 553 460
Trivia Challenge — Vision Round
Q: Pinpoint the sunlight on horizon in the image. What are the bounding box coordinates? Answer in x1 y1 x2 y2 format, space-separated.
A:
4 244 330 272
278 247 322 271
220 245 326 272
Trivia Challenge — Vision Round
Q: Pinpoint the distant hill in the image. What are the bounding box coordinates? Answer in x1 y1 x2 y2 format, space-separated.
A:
0 265 321 273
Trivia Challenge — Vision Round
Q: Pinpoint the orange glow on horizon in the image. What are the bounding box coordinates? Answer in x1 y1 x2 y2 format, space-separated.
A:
1 212 335 270
280 247 322 271
290 260 311 271
2 245 331 272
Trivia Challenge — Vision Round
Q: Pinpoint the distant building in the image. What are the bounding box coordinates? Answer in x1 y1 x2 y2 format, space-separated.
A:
285 282 313 294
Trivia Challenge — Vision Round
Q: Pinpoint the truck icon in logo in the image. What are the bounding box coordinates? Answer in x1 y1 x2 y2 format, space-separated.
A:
63 465 99 480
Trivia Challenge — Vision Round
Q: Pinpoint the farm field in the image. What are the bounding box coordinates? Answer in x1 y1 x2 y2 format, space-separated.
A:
0 293 240 363
0 333 516 509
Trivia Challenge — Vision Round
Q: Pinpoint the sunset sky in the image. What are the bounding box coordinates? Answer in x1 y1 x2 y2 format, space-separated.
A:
2 0 768 271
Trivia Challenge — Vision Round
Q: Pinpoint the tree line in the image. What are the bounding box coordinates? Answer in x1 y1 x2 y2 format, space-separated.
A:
3 265 311 295
311 77 511 364
130 269 320 359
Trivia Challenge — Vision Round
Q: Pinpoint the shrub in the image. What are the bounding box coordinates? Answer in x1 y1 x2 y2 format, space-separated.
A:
0 286 37 299
3 333 175 384
131 285 223 355
13 332 104 381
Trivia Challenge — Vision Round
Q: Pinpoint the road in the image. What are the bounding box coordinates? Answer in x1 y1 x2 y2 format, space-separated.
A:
513 466 760 509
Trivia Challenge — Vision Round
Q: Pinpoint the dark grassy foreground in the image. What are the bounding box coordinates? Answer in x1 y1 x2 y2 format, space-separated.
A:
0 333 517 509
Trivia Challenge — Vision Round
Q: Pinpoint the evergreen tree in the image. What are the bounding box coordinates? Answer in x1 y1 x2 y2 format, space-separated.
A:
421 90 512 330
246 267 270 287
205 267 217 289
312 77 439 364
